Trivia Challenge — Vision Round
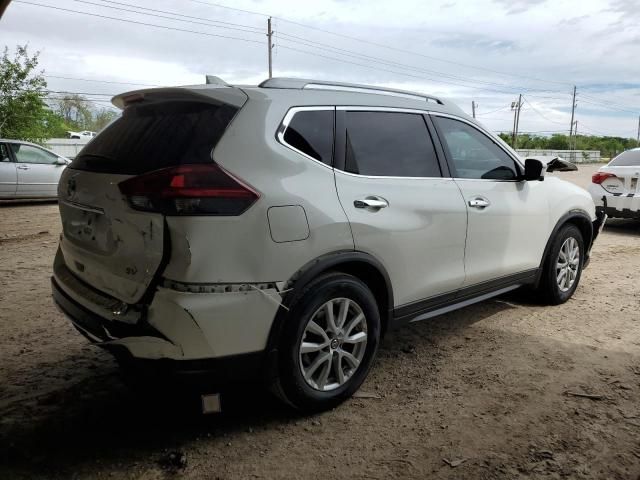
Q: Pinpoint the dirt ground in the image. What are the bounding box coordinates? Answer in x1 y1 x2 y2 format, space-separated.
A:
1 164 639 480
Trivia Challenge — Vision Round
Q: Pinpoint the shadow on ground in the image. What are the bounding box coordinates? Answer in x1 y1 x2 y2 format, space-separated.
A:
0 299 515 475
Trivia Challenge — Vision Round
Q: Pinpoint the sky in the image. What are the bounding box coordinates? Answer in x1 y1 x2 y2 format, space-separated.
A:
1 0 639 138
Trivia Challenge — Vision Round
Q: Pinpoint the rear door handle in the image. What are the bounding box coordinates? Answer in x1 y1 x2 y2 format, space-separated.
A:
354 197 388 209
16 165 30 170
468 197 490 209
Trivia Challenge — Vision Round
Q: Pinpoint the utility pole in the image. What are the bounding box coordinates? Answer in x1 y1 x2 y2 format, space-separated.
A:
267 17 273 79
511 94 523 149
569 85 577 141
471 101 477 119
637 115 640 147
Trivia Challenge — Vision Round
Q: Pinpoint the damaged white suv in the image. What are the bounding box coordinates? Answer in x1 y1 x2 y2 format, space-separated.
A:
52 77 604 411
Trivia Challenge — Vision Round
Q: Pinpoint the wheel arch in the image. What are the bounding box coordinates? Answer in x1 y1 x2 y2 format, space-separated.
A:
535 209 593 286
264 251 393 380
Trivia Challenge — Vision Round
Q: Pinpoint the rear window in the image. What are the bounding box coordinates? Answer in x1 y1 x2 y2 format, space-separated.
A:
70 100 238 175
609 150 640 167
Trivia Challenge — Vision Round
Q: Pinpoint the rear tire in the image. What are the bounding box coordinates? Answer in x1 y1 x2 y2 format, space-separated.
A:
538 224 584 305
274 272 380 412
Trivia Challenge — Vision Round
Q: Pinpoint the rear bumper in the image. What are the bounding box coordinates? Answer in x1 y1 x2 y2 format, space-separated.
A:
600 206 640 219
52 276 268 384
52 246 282 382
589 185 639 217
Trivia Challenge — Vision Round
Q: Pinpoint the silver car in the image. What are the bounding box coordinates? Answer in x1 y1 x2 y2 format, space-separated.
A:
0 139 70 199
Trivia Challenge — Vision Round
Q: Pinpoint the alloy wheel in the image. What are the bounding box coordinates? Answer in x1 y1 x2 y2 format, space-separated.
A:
298 298 368 391
556 236 580 292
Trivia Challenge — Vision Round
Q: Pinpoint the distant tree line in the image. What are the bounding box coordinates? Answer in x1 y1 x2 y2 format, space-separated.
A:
0 45 119 143
498 133 637 160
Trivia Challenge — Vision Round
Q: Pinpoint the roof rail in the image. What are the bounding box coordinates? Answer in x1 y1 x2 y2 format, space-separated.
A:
259 77 444 105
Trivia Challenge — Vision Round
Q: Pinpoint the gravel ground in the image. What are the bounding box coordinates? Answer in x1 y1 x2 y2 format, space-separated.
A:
0 164 639 479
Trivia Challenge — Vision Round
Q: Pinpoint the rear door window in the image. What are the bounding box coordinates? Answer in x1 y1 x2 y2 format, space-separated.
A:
282 109 334 166
343 111 441 177
609 150 640 167
70 101 238 175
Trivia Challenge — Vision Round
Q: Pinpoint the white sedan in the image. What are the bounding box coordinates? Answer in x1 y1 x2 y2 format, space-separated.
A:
588 148 640 219
0 139 71 199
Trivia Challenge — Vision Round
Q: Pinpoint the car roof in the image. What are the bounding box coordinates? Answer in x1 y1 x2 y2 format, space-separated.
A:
113 76 469 118
0 138 41 147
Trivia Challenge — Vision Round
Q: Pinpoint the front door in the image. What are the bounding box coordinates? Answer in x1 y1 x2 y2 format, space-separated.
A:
333 109 468 309
431 115 549 288
10 143 64 197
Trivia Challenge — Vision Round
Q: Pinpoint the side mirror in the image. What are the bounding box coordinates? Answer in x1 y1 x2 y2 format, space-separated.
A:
523 158 544 181
55 158 68 166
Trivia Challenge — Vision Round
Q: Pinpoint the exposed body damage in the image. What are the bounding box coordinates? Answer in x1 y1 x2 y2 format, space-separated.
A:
57 169 164 304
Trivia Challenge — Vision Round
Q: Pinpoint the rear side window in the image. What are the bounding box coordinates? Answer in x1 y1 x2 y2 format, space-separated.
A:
282 110 334 166
1 144 11 162
609 150 640 167
344 111 441 177
71 100 238 175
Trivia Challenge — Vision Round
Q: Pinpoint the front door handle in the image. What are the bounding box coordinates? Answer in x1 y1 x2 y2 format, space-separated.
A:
16 165 30 170
468 197 490 209
354 197 389 210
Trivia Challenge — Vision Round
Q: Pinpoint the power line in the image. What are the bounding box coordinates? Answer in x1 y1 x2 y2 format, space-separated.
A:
13 1 266 46
66 0 265 35
577 96 638 115
476 105 511 116
276 42 534 96
276 31 557 95
579 92 639 112
522 96 568 127
46 74 159 87
181 0 579 90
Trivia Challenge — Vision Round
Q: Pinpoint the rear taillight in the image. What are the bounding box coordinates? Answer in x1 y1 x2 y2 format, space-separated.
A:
118 164 259 215
592 172 617 184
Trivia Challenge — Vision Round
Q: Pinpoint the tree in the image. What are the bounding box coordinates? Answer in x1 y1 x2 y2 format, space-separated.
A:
92 107 119 132
0 45 59 142
56 94 93 128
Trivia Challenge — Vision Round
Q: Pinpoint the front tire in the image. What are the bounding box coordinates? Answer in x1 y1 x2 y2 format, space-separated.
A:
274 272 381 412
538 224 584 305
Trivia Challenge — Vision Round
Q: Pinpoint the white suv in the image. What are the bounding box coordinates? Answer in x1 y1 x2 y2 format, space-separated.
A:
52 78 604 411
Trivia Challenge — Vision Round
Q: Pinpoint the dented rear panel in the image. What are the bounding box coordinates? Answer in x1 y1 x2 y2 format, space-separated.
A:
56 86 245 304
58 169 165 304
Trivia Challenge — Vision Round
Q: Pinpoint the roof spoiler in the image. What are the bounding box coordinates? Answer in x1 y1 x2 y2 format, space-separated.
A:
111 75 246 109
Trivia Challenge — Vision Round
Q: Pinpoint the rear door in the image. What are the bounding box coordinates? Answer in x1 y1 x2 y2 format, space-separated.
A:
333 108 467 310
11 143 64 197
57 88 245 304
0 143 17 197
431 114 549 288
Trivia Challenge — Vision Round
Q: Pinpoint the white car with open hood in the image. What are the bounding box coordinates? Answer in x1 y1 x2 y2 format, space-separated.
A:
51 77 604 411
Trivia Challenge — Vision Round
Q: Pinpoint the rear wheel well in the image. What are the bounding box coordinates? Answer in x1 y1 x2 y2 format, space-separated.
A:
326 261 391 334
